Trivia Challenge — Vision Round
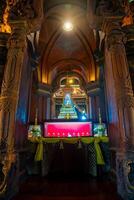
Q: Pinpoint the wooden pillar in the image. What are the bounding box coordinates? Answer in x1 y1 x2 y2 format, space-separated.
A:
105 26 134 149
104 23 134 199
86 79 108 122
51 95 57 119
35 83 51 121
0 33 10 90
90 94 99 121
88 96 92 119
46 96 51 120
0 20 27 174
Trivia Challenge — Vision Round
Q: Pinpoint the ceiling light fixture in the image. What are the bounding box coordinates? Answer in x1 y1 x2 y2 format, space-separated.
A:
63 21 73 31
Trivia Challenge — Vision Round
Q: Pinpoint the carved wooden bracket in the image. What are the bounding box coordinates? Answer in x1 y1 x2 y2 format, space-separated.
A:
10 0 44 33
87 0 125 30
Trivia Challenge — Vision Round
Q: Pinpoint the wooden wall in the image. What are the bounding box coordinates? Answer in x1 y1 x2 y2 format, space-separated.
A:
29 87 48 123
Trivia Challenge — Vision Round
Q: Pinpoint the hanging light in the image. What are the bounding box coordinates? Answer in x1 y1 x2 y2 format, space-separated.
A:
63 21 73 31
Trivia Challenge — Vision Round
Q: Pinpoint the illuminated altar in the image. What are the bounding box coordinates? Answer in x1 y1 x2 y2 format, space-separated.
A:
58 93 78 119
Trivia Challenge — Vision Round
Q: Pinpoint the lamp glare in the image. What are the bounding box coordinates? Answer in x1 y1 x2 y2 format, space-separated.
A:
63 21 73 31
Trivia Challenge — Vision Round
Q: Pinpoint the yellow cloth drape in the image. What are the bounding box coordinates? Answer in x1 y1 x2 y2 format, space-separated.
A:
29 136 109 165
34 139 44 161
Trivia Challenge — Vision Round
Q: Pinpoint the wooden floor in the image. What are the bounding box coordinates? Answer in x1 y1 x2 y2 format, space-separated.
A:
13 174 122 200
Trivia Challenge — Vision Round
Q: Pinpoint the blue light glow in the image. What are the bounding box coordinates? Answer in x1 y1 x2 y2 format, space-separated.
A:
81 115 87 120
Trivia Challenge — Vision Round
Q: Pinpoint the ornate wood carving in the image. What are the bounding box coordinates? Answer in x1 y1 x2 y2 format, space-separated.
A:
87 0 125 29
104 22 134 149
10 0 44 32
122 0 134 26
0 21 27 195
96 0 123 16
116 151 134 199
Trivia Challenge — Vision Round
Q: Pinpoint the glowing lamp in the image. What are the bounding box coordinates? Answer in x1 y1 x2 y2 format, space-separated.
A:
73 89 77 94
68 79 74 84
63 21 73 31
81 115 86 120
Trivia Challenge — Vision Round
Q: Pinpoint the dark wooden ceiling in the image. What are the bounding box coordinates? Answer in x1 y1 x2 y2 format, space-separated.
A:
39 0 97 85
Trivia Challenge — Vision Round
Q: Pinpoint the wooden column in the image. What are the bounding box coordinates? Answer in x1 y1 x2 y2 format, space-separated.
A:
0 21 27 161
36 83 51 121
104 24 134 199
46 96 51 120
0 33 10 89
87 82 102 122
88 96 92 119
51 96 56 119
105 27 134 149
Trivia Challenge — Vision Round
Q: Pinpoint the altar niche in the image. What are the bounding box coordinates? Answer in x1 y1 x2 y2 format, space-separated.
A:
51 76 88 120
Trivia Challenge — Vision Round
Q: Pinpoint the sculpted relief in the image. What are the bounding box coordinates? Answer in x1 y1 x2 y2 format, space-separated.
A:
0 0 43 33
88 0 124 16
96 0 124 16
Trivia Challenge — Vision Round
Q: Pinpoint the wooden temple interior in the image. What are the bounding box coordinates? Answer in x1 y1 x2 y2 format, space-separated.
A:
0 0 134 200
